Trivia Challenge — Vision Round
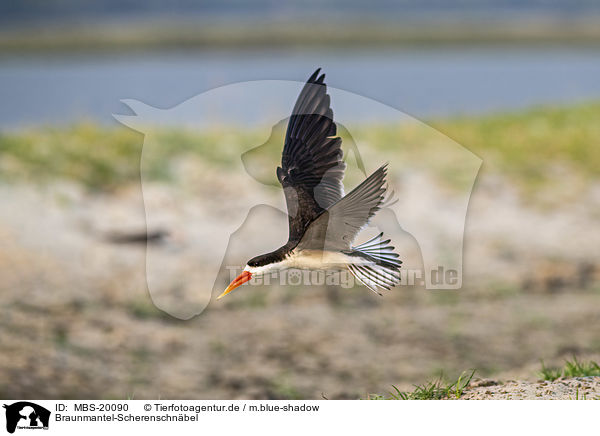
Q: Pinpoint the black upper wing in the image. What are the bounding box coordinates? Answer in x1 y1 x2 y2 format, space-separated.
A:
277 68 346 244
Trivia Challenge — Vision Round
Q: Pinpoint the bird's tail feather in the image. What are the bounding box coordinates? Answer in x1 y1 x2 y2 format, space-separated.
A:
347 232 402 295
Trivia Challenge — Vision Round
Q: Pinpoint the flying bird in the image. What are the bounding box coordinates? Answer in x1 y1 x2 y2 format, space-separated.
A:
218 69 401 299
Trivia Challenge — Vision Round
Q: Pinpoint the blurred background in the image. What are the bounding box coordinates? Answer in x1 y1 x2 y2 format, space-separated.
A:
1 0 599 399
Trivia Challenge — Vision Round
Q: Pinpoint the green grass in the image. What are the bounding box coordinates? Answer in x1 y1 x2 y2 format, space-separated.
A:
361 101 600 191
539 361 563 381
0 123 143 190
539 357 600 381
1 102 599 191
0 123 260 190
570 387 591 400
372 357 600 400
369 370 475 400
433 102 600 187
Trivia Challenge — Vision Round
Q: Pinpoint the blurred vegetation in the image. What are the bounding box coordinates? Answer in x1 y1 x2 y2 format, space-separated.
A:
539 357 600 381
358 101 600 191
1 102 599 191
0 123 259 190
433 101 600 186
0 124 142 190
2 21 600 54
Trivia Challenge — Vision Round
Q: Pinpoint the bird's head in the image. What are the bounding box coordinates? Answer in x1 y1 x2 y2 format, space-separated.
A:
217 254 283 300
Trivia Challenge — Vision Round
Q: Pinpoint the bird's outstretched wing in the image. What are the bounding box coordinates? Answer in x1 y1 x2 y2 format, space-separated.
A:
297 164 389 251
277 68 346 244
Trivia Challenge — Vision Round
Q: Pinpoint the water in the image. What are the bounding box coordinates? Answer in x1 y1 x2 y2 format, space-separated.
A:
1 47 600 129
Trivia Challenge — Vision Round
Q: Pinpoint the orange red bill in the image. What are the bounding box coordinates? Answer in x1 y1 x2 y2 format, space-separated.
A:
217 270 252 299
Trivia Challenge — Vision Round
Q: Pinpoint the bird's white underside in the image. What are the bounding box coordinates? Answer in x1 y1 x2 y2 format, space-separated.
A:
244 249 370 276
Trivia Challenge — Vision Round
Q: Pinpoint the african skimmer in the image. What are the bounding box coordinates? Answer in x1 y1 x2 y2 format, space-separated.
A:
218 69 401 299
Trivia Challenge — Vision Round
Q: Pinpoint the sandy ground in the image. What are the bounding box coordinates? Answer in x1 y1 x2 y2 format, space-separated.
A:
458 377 600 400
0 170 599 399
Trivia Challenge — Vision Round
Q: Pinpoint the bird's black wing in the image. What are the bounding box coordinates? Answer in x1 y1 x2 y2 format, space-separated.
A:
297 164 389 251
277 68 346 244
298 164 401 295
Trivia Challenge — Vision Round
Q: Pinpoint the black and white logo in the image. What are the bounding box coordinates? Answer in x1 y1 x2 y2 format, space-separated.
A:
3 402 50 434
